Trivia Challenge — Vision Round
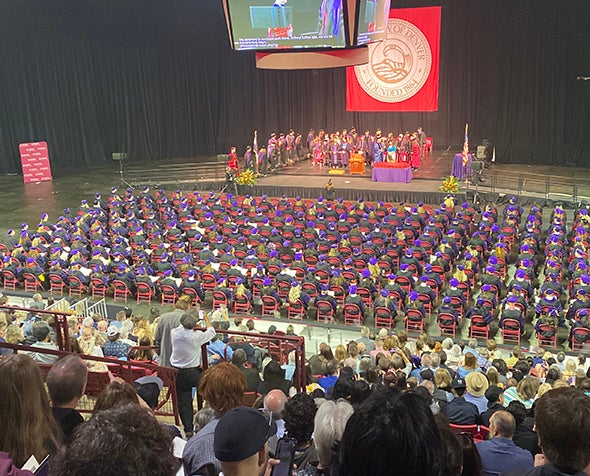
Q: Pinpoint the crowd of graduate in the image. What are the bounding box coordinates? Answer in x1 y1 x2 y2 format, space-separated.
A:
1 187 590 349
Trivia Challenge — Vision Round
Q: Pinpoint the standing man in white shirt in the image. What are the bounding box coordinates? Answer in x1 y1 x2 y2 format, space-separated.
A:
171 312 216 438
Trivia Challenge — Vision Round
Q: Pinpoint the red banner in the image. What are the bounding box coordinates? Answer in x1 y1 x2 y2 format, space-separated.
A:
19 141 53 183
346 6 441 112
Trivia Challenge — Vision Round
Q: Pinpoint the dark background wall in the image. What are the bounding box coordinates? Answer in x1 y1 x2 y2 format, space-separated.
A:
0 0 588 173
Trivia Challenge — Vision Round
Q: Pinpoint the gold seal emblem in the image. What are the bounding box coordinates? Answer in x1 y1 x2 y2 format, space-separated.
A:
355 18 432 103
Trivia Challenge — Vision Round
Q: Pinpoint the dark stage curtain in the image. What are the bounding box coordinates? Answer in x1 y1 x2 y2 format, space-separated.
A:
0 0 588 174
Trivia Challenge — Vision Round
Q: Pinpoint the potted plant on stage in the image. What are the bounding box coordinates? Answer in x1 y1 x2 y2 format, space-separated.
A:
236 169 257 194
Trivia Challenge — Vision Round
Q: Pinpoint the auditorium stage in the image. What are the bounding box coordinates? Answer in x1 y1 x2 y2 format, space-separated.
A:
1 149 590 238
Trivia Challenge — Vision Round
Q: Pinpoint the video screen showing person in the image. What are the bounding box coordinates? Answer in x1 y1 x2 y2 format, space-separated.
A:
356 0 391 45
227 0 346 50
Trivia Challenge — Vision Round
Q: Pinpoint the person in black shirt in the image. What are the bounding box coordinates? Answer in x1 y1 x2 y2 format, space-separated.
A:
479 385 505 428
46 355 88 443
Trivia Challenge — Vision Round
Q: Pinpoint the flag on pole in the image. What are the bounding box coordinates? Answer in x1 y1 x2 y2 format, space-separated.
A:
461 123 469 166
253 130 259 155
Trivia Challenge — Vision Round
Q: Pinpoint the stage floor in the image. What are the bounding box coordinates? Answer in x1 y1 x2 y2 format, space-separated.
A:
1 149 590 238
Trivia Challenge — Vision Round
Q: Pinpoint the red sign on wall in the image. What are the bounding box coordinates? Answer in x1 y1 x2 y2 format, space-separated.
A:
19 141 53 184
346 7 441 112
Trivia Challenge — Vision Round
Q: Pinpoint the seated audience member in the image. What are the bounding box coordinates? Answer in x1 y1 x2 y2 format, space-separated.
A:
93 381 144 414
263 389 288 447
0 354 60 468
50 404 180 476
46 355 88 443
213 406 278 476
308 343 334 376
283 393 318 470
335 388 448 476
183 363 247 476
476 410 533 475
503 387 590 476
231 348 262 392
318 359 339 394
505 400 539 457
502 377 539 410
456 351 482 379
442 377 480 425
281 350 297 382
479 386 505 428
302 399 354 475
464 371 490 414
102 325 131 359
356 326 376 352
25 321 59 364
258 359 294 397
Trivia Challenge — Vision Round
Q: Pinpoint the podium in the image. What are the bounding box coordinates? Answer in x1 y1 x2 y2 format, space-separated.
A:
350 153 365 175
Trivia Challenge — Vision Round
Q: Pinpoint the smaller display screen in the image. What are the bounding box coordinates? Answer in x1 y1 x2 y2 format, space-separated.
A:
356 0 391 45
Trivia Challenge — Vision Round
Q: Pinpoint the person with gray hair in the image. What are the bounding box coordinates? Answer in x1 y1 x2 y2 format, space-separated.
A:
441 337 454 352
430 352 441 370
309 400 354 473
29 293 45 311
555 351 566 372
476 410 533 475
356 326 375 351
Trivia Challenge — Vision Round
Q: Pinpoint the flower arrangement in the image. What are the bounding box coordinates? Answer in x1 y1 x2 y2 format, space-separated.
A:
235 169 256 186
439 175 459 193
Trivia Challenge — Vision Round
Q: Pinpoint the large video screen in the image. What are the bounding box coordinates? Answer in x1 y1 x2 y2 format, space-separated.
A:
356 0 391 45
227 0 347 50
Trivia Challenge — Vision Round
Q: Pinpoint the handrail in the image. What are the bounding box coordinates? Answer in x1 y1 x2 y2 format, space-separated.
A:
196 326 307 393
0 341 179 424
1 304 72 351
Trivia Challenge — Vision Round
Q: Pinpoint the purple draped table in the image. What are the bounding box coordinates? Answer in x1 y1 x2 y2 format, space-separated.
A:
371 165 413 183
452 153 472 179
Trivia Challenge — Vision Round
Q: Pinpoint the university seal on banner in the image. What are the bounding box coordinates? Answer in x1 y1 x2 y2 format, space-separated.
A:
355 18 432 103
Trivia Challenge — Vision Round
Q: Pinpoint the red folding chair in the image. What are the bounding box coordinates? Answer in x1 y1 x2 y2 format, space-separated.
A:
502 318 521 345
536 324 557 349
287 299 306 320
438 312 457 337
1 270 19 291
23 272 41 293
374 306 394 329
91 277 108 299
233 294 251 314
261 295 280 317
405 309 425 333
112 279 132 303
571 327 590 351
136 281 154 304
49 273 67 297
67 275 87 298
316 300 334 323
469 315 489 340
343 303 363 326
161 285 178 306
